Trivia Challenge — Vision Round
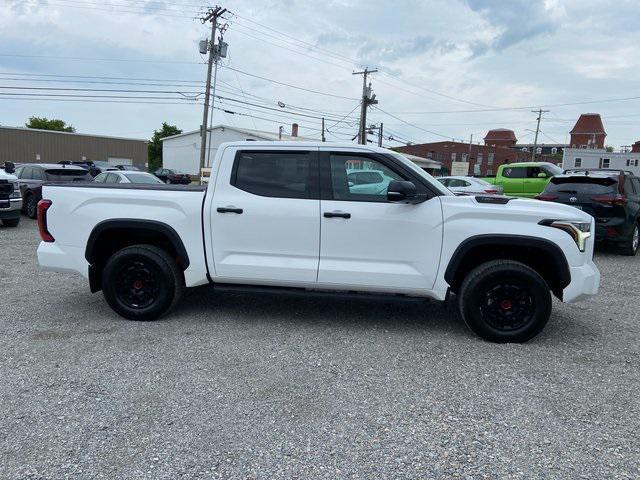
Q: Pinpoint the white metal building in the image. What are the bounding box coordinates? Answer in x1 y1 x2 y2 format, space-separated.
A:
562 148 640 175
161 124 314 175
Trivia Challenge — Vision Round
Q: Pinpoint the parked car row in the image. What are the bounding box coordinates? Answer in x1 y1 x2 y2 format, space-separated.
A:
5 162 191 219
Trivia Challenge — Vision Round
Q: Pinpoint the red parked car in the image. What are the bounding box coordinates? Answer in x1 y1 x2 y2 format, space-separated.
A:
153 168 191 185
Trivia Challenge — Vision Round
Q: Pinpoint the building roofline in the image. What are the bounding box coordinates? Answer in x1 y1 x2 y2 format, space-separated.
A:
160 124 314 142
0 125 147 142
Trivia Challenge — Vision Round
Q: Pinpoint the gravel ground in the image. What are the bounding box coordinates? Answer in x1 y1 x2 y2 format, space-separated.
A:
1 219 638 479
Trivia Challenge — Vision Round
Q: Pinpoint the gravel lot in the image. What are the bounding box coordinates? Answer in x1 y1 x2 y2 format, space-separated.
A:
1 219 638 479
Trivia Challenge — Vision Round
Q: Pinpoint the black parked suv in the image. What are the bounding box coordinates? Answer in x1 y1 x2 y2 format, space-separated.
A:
536 169 640 255
15 164 93 218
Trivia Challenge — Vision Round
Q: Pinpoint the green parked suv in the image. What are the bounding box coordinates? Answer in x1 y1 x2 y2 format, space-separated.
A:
481 162 563 198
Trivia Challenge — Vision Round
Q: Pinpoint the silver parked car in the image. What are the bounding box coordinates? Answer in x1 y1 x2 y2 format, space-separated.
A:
437 176 504 195
94 171 165 185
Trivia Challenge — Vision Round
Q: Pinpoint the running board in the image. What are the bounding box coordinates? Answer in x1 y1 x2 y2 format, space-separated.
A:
212 282 429 304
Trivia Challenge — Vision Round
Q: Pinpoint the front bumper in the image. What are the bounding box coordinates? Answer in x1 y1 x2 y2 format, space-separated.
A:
562 260 600 303
0 198 23 219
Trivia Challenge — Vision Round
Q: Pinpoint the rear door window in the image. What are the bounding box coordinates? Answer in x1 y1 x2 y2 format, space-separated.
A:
502 167 526 178
232 151 315 199
32 168 44 180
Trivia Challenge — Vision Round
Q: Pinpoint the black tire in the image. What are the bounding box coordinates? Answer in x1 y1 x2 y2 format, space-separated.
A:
458 260 552 343
101 244 184 321
620 223 639 256
25 194 38 219
2 218 20 227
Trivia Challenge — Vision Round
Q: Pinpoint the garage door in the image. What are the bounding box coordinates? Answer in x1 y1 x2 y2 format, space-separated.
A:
107 157 133 166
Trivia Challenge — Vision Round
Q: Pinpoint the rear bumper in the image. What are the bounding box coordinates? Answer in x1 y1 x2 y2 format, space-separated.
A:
562 260 600 303
37 241 89 278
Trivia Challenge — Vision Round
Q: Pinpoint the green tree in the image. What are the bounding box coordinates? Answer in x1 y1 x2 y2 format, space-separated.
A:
605 145 615 152
26 116 75 132
148 122 182 172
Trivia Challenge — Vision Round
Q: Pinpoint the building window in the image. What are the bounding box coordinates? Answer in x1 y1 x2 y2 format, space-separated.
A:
627 159 631 166
486 169 493 176
451 152 457 161
477 153 483 163
600 158 610 168
488 153 494 165
462 153 468 162
574 158 582 168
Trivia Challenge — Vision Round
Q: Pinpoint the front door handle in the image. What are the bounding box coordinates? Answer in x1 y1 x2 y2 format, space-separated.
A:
217 207 243 214
324 211 351 219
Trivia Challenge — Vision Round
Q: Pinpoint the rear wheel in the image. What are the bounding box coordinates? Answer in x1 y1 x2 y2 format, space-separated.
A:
620 223 639 256
25 194 38 219
2 218 20 227
102 245 183 321
458 260 552 343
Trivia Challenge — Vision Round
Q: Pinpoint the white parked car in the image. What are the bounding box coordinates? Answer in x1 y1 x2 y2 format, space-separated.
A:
346 169 396 195
437 176 504 195
37 142 600 343
94 171 164 185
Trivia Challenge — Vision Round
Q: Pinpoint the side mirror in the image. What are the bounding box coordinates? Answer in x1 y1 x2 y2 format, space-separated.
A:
3 161 15 174
387 180 418 203
537 172 547 178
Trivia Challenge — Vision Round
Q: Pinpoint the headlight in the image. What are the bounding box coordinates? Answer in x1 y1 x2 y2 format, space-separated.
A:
540 219 591 252
10 183 21 199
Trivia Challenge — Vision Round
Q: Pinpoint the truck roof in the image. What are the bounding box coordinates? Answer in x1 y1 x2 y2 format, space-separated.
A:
218 141 394 153
500 161 558 167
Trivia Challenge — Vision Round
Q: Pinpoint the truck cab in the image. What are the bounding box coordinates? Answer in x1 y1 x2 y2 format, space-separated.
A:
484 162 563 198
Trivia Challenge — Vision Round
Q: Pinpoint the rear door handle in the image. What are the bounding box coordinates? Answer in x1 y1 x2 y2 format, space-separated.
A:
324 211 351 219
217 207 243 214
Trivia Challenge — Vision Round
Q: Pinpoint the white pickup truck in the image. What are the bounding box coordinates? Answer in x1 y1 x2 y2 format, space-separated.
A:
0 162 22 227
37 142 600 342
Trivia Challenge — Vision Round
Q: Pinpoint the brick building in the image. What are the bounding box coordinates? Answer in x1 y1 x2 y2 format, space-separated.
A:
484 128 517 148
396 141 534 176
569 113 606 149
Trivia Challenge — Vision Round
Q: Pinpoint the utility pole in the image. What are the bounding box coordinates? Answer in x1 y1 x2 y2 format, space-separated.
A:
199 5 227 176
353 68 378 144
531 108 549 161
321 117 326 142
378 123 383 147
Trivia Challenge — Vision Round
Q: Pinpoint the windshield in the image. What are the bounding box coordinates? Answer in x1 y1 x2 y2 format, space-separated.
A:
124 173 163 184
543 163 563 176
387 152 452 195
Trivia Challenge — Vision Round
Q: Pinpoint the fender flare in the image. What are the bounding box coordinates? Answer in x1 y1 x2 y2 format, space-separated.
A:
85 219 190 269
444 234 571 290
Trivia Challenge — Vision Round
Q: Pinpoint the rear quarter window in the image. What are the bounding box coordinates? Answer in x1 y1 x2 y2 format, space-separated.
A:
45 169 92 181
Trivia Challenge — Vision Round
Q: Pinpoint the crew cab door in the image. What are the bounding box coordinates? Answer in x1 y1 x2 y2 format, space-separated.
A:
209 147 320 284
317 149 443 292
500 165 526 195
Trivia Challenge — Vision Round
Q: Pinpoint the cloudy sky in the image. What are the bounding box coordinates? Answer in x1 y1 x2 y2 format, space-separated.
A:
1 0 639 149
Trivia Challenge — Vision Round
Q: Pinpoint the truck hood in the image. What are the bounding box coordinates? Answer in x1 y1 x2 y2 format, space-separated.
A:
0 169 18 182
440 195 593 224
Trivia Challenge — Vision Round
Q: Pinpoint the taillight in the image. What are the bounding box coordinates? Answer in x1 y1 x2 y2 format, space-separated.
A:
591 194 627 205
484 189 498 194
37 199 54 242
535 194 559 201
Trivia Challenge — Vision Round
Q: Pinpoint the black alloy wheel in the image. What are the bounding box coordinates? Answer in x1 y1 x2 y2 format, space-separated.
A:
459 260 552 343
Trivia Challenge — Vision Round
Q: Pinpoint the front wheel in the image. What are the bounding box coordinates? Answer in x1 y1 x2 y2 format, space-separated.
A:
458 260 552 343
102 245 184 321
